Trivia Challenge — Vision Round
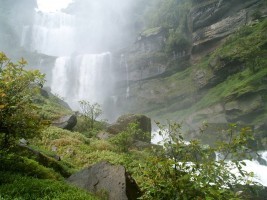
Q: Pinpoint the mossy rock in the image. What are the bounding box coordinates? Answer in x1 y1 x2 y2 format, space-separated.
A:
107 114 151 143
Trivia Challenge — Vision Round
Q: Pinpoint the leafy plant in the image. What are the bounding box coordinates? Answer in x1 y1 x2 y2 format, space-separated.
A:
138 121 260 199
109 123 145 152
0 52 45 150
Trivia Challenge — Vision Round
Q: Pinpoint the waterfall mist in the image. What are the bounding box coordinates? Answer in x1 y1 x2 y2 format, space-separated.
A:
17 0 149 121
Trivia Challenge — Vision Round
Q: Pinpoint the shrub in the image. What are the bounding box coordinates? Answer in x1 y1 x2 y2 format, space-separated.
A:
109 123 146 152
138 121 260 199
0 52 45 150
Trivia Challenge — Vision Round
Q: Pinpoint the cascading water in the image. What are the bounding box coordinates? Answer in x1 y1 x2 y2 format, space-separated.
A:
20 2 116 119
120 54 130 98
51 53 113 111
21 11 75 56
215 151 267 186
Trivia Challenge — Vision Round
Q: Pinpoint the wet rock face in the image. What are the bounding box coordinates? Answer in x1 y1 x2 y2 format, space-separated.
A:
67 161 141 200
190 0 264 54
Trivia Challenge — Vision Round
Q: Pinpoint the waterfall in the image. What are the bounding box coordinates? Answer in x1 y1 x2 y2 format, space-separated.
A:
20 7 115 118
120 54 130 98
51 53 113 110
21 11 75 56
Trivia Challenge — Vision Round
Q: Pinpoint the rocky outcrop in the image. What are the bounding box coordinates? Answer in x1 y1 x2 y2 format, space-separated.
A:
67 161 141 200
193 57 245 90
192 9 247 53
52 114 77 130
191 0 265 54
133 27 166 53
18 144 71 177
41 87 71 109
107 114 151 143
224 94 264 122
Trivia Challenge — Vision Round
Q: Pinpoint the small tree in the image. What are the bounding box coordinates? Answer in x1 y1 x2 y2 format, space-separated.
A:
0 52 45 150
78 100 102 130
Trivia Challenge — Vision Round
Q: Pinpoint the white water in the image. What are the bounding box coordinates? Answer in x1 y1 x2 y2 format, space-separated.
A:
20 3 116 117
120 54 130 98
21 11 75 56
152 130 267 186
51 53 113 110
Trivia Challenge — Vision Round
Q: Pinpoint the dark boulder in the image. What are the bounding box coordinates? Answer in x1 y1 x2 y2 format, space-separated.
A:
107 114 151 143
52 114 77 130
67 161 141 200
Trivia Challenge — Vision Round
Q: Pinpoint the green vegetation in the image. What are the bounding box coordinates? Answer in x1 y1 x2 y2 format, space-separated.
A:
144 0 192 54
0 172 98 200
78 100 102 132
137 18 267 124
1 2 267 199
0 52 45 150
36 92 72 121
0 54 99 199
138 122 259 199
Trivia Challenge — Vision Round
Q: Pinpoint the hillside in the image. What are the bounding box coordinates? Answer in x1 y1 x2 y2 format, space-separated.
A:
1 0 267 199
112 0 267 148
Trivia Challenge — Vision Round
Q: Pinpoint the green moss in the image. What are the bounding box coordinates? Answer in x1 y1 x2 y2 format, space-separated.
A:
0 172 98 200
0 154 62 180
35 92 72 120
214 20 267 60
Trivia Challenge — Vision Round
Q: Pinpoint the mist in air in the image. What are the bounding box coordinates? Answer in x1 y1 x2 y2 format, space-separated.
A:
13 0 151 121
22 0 144 56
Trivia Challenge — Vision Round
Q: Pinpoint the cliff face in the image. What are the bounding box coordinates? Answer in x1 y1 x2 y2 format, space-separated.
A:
191 0 264 56
112 0 267 148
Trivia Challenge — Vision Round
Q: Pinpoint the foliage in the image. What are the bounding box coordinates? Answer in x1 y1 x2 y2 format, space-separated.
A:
0 153 61 180
35 92 72 121
0 171 98 200
144 0 192 54
73 115 106 138
109 123 145 152
138 121 259 200
145 0 190 29
165 29 191 54
78 100 102 131
212 19 267 73
0 52 45 150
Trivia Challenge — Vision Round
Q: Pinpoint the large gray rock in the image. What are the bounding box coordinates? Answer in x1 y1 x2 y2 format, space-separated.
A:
52 114 77 130
107 114 151 143
67 161 141 200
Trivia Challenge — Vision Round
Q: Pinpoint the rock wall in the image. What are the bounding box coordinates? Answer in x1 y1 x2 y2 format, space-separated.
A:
111 0 267 148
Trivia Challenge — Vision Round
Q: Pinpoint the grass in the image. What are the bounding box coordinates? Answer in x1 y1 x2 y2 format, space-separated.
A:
0 172 98 200
0 154 62 180
35 92 72 121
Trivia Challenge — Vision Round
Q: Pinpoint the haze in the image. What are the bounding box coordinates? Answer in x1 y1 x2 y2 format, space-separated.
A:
37 0 73 12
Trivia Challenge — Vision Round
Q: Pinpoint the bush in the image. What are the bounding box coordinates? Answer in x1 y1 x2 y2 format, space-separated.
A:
109 123 146 152
0 52 45 150
138 121 260 199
